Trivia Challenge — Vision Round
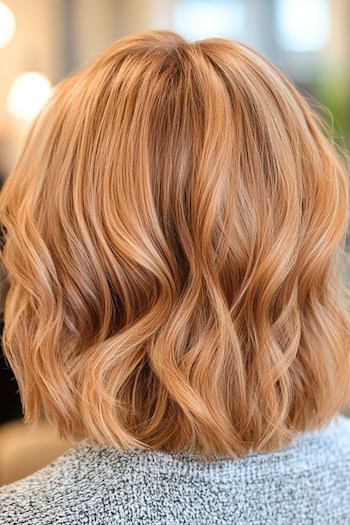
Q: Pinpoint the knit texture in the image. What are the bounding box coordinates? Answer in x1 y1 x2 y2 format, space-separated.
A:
1 414 350 524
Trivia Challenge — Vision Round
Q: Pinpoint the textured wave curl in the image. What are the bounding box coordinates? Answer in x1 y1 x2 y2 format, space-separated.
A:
1 30 350 459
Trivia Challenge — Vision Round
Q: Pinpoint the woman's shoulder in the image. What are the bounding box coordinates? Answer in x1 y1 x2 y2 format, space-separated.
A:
0 442 93 524
1 414 350 525
291 412 350 458
0 440 159 524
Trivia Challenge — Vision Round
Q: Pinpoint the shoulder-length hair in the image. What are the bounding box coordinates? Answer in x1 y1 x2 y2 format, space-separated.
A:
1 30 350 460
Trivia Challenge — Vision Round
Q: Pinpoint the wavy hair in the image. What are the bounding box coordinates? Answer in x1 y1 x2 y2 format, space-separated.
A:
1 30 350 460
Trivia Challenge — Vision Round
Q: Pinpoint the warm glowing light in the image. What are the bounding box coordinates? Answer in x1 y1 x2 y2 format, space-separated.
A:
0 2 15 47
7 72 52 120
174 0 244 40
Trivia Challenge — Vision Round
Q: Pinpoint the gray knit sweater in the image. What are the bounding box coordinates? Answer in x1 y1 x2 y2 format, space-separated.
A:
1 414 350 524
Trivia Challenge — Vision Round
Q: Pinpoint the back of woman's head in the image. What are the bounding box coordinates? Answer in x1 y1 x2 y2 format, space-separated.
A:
1 30 349 460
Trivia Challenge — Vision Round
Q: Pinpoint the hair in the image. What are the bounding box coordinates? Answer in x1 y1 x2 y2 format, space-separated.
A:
1 30 350 460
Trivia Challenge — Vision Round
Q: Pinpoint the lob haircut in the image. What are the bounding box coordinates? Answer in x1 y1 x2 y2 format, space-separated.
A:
1 30 350 459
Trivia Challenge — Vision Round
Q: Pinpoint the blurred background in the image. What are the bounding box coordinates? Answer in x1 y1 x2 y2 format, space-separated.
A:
0 0 349 485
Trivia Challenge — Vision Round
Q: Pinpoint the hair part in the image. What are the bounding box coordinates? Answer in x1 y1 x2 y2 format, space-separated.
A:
1 30 350 460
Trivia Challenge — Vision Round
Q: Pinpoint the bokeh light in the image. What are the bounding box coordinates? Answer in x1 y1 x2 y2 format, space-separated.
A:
0 2 16 48
7 72 52 120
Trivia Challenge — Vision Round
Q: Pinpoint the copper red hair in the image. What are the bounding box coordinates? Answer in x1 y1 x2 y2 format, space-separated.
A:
1 30 349 459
